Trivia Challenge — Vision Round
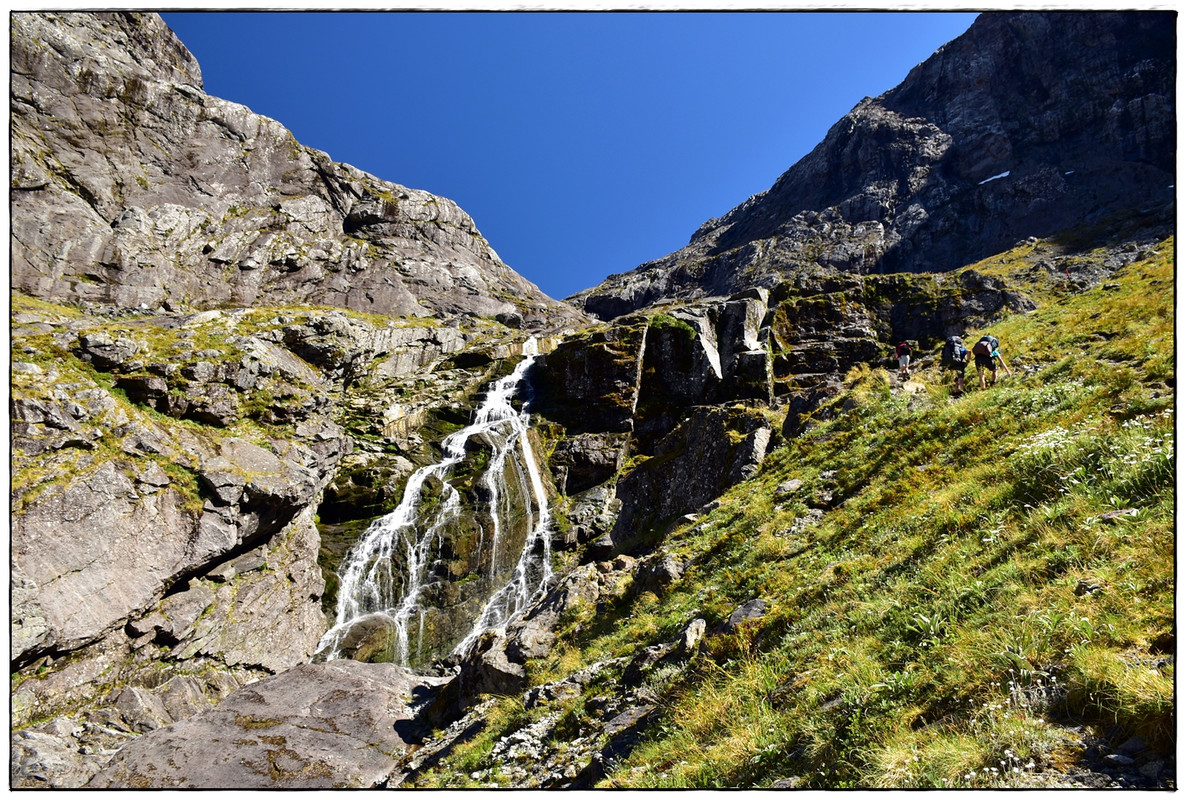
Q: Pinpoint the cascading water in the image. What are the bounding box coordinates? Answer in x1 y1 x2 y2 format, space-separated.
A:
317 339 554 666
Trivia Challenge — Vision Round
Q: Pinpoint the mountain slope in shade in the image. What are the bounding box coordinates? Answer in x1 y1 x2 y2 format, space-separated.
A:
571 11 1174 319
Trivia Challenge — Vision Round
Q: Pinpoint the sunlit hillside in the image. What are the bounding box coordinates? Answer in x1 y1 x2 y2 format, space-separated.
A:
409 234 1174 789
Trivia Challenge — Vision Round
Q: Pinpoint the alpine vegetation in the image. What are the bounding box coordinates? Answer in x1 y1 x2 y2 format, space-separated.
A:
10 9 1173 790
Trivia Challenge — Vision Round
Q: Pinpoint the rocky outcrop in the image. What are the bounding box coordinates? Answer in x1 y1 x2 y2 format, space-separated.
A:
394 554 717 788
10 12 586 330
609 406 772 553
88 661 451 788
528 299 779 556
8 296 358 781
11 511 329 788
572 11 1174 318
11 440 329 664
10 306 347 667
534 266 1030 524
528 319 649 435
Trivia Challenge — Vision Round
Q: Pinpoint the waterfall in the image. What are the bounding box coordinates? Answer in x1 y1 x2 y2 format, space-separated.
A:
318 339 554 666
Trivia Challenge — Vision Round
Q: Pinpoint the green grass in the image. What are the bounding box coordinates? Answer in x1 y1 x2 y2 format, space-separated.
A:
413 235 1174 788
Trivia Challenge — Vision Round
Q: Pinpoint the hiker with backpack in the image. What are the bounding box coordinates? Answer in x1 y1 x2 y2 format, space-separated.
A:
895 340 912 379
972 334 1013 388
941 335 969 394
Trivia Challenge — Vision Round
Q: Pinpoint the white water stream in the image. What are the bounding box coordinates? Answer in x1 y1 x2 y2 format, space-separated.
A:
318 339 555 665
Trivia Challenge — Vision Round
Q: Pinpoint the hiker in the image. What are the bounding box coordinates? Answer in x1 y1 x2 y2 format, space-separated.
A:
972 334 1014 388
941 335 969 394
895 340 912 379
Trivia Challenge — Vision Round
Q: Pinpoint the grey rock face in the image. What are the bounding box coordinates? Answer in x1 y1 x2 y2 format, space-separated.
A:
10 433 334 666
573 11 1174 318
550 433 631 495
9 298 365 785
89 661 450 788
529 319 649 435
11 727 110 789
610 406 772 552
10 12 586 330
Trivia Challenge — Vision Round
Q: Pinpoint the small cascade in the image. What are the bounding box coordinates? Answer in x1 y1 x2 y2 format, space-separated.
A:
318 339 554 666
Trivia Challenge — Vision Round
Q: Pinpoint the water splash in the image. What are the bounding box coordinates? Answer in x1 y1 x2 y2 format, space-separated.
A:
318 339 554 665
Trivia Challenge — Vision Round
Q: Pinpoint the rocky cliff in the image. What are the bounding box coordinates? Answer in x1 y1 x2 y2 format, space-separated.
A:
10 12 585 330
9 9 1175 791
9 10 581 786
571 11 1174 319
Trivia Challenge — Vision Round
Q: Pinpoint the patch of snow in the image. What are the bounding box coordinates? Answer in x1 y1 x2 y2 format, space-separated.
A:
979 171 1011 185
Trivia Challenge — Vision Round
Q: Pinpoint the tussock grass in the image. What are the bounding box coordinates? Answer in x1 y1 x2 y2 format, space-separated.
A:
601 237 1174 787
414 236 1174 788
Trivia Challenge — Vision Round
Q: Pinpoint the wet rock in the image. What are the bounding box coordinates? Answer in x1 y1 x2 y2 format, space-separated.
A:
326 613 399 664
531 320 648 434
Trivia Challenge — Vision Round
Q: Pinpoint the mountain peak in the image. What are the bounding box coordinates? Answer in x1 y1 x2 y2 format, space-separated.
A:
572 10 1174 320
10 11 587 331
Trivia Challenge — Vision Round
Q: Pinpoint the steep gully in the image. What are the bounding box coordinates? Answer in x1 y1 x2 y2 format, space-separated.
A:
319 339 554 667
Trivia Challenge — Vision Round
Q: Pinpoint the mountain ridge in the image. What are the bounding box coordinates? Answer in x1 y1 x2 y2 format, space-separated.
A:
570 10 1174 319
10 11 586 331
9 10 1175 790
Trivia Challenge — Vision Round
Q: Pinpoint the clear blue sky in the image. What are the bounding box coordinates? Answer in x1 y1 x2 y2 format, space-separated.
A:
161 11 979 300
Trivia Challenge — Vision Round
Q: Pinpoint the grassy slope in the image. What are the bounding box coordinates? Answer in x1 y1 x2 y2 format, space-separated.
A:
417 235 1174 788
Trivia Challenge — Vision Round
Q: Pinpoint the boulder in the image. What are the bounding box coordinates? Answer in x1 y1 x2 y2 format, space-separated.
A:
635 552 686 595
325 613 400 664
89 661 450 788
718 599 770 634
